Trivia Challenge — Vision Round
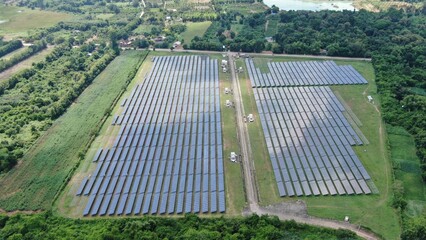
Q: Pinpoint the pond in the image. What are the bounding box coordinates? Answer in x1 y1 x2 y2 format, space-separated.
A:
264 0 356 11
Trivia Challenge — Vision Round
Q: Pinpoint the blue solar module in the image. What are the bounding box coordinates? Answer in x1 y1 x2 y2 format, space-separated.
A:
252 86 371 197
76 177 89 196
79 56 225 216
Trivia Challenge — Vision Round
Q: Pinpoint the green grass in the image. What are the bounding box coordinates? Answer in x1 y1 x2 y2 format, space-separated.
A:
238 56 400 239
230 24 244 35
0 50 147 211
0 4 73 38
408 87 426 96
265 15 279 37
387 125 426 217
181 21 212 44
97 13 115 20
133 24 155 35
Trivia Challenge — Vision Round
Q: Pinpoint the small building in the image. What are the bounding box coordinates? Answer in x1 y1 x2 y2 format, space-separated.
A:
153 36 166 44
224 88 230 94
367 95 373 102
173 41 181 48
166 16 172 21
265 37 274 43
248 114 254 122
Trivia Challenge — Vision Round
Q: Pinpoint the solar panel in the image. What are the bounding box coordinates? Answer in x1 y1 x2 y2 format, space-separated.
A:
252 86 371 197
78 56 225 216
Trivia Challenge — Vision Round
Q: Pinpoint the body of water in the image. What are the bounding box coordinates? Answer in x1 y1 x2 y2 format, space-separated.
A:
264 0 356 11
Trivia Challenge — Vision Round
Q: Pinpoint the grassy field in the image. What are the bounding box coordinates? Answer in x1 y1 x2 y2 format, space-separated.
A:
237 56 400 239
58 52 246 217
0 50 147 211
96 13 115 20
0 46 54 82
265 15 279 37
387 125 426 217
0 5 73 38
181 21 212 44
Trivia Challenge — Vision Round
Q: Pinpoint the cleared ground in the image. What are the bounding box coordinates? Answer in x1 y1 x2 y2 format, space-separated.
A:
0 5 73 38
0 51 147 211
181 21 212 44
235 56 400 239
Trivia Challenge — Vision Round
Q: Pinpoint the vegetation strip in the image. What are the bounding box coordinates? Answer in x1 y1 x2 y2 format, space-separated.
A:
0 51 146 210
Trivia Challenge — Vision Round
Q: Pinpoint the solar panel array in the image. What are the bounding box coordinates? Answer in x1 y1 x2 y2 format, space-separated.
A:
77 55 226 216
254 86 371 196
246 59 368 87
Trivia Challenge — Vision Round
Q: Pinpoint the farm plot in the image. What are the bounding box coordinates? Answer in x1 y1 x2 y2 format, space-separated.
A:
246 59 367 87
77 55 225 216
253 87 371 197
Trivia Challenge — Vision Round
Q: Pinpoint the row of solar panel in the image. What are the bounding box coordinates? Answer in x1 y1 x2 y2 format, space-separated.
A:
78 55 226 216
115 55 220 126
246 59 368 87
255 87 363 146
253 86 371 197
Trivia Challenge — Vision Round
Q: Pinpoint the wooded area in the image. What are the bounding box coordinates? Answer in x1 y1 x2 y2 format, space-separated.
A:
0 213 359 240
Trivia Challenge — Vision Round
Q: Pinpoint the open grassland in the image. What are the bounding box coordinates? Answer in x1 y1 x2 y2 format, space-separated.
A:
265 15 279 37
0 51 147 211
0 5 73 38
181 21 212 44
387 125 426 217
0 46 53 82
59 52 245 217
239 56 400 239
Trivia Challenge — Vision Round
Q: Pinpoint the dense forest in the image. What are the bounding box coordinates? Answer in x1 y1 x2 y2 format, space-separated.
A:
0 213 359 239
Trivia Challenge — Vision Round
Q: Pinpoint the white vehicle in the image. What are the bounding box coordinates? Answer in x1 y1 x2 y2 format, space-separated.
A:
248 114 254 122
230 152 237 162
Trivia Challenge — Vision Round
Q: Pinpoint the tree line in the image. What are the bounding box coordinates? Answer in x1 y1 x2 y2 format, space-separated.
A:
0 40 23 58
0 40 46 72
0 212 359 240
